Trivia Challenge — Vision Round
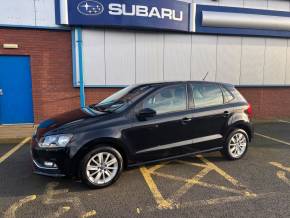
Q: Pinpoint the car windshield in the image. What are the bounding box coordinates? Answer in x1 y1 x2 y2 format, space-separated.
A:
90 84 153 113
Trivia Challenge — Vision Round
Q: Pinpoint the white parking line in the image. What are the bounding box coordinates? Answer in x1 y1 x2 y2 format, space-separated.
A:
278 120 290 124
0 137 31 164
255 133 290 146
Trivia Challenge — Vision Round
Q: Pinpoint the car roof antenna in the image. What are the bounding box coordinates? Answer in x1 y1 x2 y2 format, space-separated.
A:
202 72 209 81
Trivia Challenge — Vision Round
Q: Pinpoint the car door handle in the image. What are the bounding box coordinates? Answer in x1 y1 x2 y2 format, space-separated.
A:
223 111 230 117
0 89 3 96
181 117 192 123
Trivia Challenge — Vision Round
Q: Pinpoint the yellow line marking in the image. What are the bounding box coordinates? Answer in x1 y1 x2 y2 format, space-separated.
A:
46 206 71 218
81 210 96 218
140 167 173 209
142 192 288 212
4 195 37 218
153 171 251 196
176 160 208 168
198 156 239 187
140 155 257 210
148 162 169 173
277 171 290 186
255 133 290 146
0 137 31 164
62 206 71 210
270 162 290 173
197 181 248 195
169 167 211 203
270 162 290 186
174 192 278 209
198 155 256 197
43 182 70 205
152 171 187 182
43 182 94 217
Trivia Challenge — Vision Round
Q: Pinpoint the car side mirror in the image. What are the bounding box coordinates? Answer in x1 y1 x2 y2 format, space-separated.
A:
137 108 156 120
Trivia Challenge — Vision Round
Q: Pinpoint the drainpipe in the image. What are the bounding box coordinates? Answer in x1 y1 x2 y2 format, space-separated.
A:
76 27 86 108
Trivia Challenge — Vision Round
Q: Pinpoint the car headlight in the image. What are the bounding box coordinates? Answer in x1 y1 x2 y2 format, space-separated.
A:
38 134 73 148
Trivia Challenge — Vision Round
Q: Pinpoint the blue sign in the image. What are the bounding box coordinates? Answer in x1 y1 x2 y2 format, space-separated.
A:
56 0 191 32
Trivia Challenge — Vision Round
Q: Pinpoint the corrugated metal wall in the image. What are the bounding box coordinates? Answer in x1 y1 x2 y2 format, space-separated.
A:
77 29 290 86
0 0 57 27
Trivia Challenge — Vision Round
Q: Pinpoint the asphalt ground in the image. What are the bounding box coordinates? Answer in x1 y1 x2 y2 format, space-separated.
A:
0 121 289 218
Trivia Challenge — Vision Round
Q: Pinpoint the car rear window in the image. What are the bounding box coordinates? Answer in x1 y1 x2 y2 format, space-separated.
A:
190 83 224 109
225 85 247 103
222 86 235 103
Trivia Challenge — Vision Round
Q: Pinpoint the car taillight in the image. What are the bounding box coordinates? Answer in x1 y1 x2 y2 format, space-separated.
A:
245 103 253 119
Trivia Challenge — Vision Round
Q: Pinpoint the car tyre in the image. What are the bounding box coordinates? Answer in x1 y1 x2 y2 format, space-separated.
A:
80 146 123 188
221 129 249 160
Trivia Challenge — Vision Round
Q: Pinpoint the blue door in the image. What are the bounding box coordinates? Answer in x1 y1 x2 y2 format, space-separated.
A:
0 56 34 124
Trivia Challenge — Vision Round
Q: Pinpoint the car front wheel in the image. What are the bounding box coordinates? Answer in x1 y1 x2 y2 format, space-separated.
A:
80 146 123 188
222 129 249 160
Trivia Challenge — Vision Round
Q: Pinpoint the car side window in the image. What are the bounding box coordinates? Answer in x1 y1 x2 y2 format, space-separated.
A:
222 86 235 103
190 83 223 109
142 85 187 115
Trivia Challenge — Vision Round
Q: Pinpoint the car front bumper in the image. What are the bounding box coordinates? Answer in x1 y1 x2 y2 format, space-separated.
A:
31 136 72 177
32 159 66 177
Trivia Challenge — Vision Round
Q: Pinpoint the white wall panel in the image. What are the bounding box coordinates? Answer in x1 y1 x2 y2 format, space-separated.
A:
219 0 244 7
240 37 265 85
191 35 217 81
244 0 267 9
267 0 290 11
105 30 135 85
35 0 57 27
164 34 191 81
79 28 290 86
264 39 287 85
136 33 164 83
82 30 106 86
286 40 290 85
216 36 242 84
0 0 35 26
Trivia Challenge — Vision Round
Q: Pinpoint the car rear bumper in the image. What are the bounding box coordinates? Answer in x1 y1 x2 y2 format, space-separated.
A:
249 122 254 142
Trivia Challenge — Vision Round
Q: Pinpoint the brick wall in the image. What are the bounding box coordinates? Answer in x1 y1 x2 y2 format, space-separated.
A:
0 28 289 123
238 87 290 120
0 28 78 123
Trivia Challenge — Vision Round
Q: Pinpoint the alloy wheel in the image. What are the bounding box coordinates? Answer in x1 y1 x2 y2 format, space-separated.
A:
86 152 119 185
228 132 247 158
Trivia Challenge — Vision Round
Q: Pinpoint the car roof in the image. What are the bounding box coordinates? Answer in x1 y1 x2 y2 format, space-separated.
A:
135 81 234 88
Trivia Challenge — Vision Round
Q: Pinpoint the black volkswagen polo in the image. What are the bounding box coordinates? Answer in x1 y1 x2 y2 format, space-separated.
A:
31 81 253 188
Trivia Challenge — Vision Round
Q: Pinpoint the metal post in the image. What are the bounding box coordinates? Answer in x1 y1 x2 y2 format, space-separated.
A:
76 27 86 108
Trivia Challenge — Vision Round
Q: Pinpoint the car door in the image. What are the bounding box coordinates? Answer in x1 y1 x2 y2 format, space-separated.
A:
124 83 194 162
186 82 232 151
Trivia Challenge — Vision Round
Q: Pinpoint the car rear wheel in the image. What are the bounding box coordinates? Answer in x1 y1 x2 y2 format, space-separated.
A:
222 129 249 160
80 146 123 188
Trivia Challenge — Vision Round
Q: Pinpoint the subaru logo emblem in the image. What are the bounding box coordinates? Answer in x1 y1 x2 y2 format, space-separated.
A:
77 0 104 16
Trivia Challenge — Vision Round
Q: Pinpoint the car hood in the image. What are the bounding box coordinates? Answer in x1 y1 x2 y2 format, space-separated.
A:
36 107 104 138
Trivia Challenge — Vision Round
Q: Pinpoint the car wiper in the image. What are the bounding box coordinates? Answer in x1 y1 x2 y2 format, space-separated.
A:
89 105 113 113
91 100 127 113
